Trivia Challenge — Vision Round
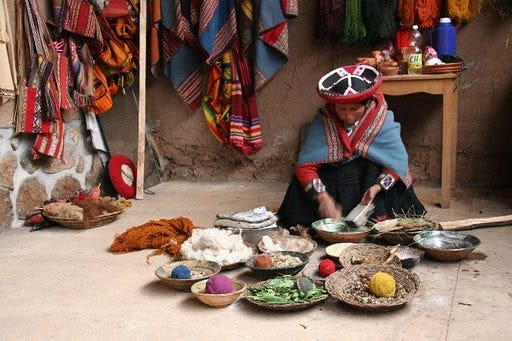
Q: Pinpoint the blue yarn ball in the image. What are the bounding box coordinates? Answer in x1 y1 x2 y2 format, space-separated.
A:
170 265 191 279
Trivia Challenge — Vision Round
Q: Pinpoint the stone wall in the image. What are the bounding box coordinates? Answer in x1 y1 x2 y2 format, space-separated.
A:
0 108 104 229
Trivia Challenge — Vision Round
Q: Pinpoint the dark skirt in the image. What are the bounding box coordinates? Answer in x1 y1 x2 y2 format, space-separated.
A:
277 158 426 227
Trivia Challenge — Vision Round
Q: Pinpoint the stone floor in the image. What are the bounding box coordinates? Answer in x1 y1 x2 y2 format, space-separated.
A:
0 181 511 340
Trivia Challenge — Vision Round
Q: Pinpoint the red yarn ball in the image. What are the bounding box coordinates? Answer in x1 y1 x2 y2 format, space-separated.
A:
318 259 336 277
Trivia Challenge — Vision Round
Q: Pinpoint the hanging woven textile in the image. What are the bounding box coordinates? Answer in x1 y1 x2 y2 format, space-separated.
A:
316 0 345 41
342 0 366 45
446 0 483 28
416 0 441 28
253 0 292 91
202 52 233 145
361 0 397 46
201 0 262 155
16 0 64 159
0 0 16 106
398 0 416 28
198 0 237 65
161 0 205 110
228 45 262 155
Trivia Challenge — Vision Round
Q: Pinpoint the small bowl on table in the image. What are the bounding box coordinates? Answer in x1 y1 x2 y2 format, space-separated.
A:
379 65 400 76
413 230 481 261
155 260 221 291
311 218 373 244
245 251 309 278
191 278 247 308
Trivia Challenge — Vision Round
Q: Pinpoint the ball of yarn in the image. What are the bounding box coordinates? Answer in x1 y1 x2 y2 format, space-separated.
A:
318 259 336 277
253 255 274 268
368 272 396 298
205 274 234 294
170 265 191 279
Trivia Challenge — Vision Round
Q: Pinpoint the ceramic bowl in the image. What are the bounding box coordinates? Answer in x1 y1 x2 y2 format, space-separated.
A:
379 65 400 76
191 278 246 308
245 251 309 278
311 218 372 244
155 260 221 291
395 246 425 268
413 230 481 261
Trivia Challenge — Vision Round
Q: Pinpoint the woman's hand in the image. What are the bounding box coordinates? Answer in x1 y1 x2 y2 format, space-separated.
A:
361 184 382 204
316 192 342 219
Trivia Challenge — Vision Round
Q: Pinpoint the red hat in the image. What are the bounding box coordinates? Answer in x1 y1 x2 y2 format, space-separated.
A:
317 64 382 104
108 154 137 199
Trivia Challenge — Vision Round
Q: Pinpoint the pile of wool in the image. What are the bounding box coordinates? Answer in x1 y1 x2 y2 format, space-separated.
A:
180 228 254 266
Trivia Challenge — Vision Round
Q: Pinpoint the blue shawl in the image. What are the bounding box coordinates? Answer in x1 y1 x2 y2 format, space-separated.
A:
297 93 413 187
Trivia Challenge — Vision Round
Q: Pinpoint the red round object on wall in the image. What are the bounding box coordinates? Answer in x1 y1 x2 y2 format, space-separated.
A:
318 259 336 277
108 154 137 199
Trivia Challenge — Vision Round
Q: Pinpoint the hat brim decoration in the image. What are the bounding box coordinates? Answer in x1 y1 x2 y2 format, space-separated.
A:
317 65 383 104
108 154 137 199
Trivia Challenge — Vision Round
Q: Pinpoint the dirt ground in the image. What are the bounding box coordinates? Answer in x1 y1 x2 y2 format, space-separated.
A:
1 181 511 340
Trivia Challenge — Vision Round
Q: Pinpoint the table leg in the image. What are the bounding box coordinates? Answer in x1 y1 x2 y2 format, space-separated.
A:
441 78 459 208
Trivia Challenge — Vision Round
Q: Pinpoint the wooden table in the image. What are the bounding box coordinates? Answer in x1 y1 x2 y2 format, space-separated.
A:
381 73 459 208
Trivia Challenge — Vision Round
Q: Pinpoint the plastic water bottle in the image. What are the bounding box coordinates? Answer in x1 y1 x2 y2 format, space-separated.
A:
407 25 423 74
432 17 457 57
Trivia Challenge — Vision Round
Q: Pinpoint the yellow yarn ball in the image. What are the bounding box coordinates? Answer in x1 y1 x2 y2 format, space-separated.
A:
368 272 396 298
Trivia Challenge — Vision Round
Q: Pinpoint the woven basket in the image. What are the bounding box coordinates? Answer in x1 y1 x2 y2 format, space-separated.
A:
325 264 421 312
338 243 402 268
44 210 123 229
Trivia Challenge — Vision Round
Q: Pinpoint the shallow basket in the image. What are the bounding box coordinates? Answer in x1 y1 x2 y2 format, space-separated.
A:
325 264 421 312
155 260 222 291
44 210 123 229
338 243 402 268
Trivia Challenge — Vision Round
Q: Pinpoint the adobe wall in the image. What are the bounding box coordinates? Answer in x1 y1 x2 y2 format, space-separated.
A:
102 1 512 188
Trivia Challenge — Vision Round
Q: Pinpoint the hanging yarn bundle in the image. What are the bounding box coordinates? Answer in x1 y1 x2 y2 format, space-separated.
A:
316 0 345 41
362 0 397 46
446 0 483 27
342 0 366 45
416 0 441 28
398 0 416 28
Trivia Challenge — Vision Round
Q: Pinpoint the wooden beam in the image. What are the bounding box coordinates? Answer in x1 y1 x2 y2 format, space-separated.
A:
136 0 147 199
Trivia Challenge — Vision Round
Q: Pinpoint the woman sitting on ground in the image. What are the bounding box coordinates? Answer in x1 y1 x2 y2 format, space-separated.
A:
278 64 426 228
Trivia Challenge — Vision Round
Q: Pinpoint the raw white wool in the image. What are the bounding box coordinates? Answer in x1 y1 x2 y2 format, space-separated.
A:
180 228 254 266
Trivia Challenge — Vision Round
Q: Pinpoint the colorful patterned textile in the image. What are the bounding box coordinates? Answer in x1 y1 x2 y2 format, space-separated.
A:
16 0 64 159
228 46 262 155
160 0 204 110
59 0 101 39
198 0 237 65
153 0 296 155
202 52 232 144
297 93 413 187
253 0 290 90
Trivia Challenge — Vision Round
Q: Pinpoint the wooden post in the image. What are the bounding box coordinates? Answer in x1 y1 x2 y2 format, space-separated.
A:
136 0 147 199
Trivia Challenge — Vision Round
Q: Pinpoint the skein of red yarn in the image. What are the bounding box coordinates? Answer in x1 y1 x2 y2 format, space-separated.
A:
318 259 336 277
